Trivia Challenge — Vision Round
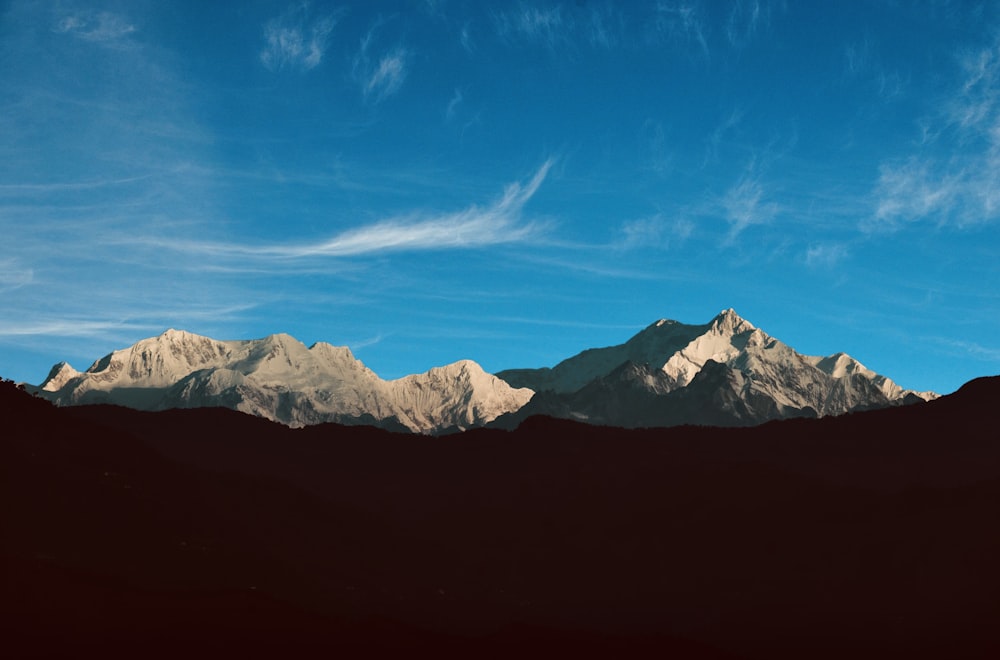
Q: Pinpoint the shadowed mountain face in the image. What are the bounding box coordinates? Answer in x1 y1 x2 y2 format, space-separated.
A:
34 310 934 435
4 377 1000 659
493 359 821 429
494 309 932 429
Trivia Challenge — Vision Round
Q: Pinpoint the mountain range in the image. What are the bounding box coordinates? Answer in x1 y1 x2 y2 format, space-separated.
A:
35 330 532 434
494 308 935 428
35 309 935 433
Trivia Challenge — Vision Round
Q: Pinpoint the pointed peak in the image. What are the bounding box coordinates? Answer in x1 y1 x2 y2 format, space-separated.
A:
47 360 73 372
40 361 80 391
257 332 305 347
432 359 485 375
155 328 212 342
308 341 358 361
605 360 654 378
814 351 872 379
710 308 754 333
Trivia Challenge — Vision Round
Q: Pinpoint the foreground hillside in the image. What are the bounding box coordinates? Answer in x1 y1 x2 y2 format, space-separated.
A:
3 378 1000 658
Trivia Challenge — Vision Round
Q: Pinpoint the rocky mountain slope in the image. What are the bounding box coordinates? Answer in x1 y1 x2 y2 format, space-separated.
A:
37 330 532 434
496 309 935 428
34 309 934 432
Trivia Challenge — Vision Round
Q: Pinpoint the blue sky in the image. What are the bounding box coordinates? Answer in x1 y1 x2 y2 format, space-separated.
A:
2 0 999 394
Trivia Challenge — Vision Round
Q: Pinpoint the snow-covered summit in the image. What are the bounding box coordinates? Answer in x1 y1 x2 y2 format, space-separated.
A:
40 362 80 393
38 331 533 434
710 307 755 334
37 310 934 433
497 308 935 423
78 328 234 388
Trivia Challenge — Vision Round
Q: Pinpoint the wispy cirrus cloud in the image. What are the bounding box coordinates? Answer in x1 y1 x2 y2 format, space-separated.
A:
871 158 957 228
870 36 1000 229
725 0 777 49
419 0 446 18
260 5 342 72
493 4 567 50
0 319 157 339
650 1 709 57
349 333 385 352
0 173 158 196
640 119 673 173
844 37 872 77
54 10 136 45
134 161 554 261
364 49 408 101
804 243 848 269
0 259 33 293
842 36 905 101
353 26 409 103
459 21 475 52
721 166 778 242
617 214 693 251
586 5 621 49
445 88 463 121
936 337 1000 362
703 108 743 166
0 302 258 357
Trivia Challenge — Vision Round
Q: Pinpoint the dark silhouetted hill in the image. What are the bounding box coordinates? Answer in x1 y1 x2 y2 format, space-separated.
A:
3 377 1000 659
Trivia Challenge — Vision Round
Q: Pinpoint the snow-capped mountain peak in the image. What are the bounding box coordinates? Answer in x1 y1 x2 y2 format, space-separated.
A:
660 310 767 389
76 328 233 389
710 307 755 335
38 330 532 434
37 310 935 433
40 362 80 392
497 309 936 427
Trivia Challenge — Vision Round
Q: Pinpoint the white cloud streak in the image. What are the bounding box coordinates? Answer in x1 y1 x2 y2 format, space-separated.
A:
844 38 871 77
842 36 904 102
938 338 1000 362
721 168 777 241
586 5 620 49
703 108 743 165
365 49 408 101
871 35 1000 228
349 333 385 351
54 10 135 45
353 27 409 103
0 302 259 362
445 88 463 121
0 259 33 292
725 0 776 49
459 22 475 52
618 214 693 251
652 1 709 56
872 158 957 226
260 5 342 72
142 161 554 260
494 4 567 49
0 319 158 339
804 243 848 268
